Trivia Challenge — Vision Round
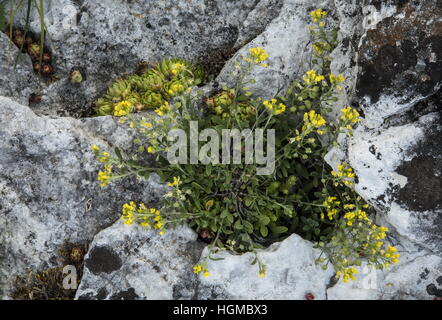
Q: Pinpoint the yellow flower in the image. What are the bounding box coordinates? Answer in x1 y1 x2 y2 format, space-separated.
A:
333 162 355 186
154 101 171 116
113 101 132 117
167 176 182 187
310 9 328 23
274 103 286 115
167 82 184 96
91 144 100 152
304 110 326 128
159 230 165 236
171 62 186 75
263 99 286 115
342 266 358 283
303 69 325 84
340 106 361 124
205 200 214 210
142 122 153 128
97 164 112 187
121 201 137 225
147 146 155 153
249 47 269 64
193 265 203 274
203 271 210 278
98 152 110 163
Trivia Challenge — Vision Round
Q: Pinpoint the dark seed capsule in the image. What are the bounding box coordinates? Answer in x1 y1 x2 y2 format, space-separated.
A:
13 35 25 47
13 29 23 38
29 94 42 103
69 247 84 263
69 70 83 83
25 36 34 46
33 63 42 72
42 52 51 63
42 64 54 75
28 43 42 60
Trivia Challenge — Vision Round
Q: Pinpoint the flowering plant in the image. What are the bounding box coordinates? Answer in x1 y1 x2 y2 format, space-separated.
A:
92 9 399 282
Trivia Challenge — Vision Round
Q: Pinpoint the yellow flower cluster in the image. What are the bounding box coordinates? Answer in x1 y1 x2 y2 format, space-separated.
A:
97 164 112 188
259 266 266 278
97 151 110 163
263 99 286 115
340 106 361 124
322 196 341 220
343 209 369 226
310 9 327 23
303 69 325 84
330 74 345 84
302 110 326 135
113 100 132 117
370 225 388 240
141 121 153 128
383 245 400 265
121 201 137 225
167 82 184 96
245 47 269 67
121 202 166 235
91 144 100 153
167 176 182 187
154 101 171 116
313 42 326 55
337 267 358 283
193 264 210 278
331 162 355 186
171 62 186 76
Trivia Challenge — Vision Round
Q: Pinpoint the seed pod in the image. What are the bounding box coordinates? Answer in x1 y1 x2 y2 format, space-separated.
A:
29 94 42 104
42 52 51 63
69 247 84 263
33 62 42 73
13 29 23 38
42 64 54 76
69 70 83 83
28 43 41 60
13 35 25 47
25 36 34 46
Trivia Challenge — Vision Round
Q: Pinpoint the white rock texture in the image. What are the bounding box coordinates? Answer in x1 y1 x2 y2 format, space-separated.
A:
0 96 168 299
1 0 441 300
196 234 335 300
75 223 204 300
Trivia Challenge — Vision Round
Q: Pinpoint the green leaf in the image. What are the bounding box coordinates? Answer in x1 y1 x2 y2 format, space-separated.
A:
114 147 123 160
271 226 288 234
260 225 268 237
244 197 253 207
234 219 242 230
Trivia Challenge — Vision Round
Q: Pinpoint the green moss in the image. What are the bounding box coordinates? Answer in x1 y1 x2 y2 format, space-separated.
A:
12 242 87 300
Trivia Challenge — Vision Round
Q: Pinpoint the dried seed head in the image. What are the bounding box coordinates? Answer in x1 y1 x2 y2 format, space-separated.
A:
29 94 42 103
13 35 25 47
42 52 51 63
13 29 23 38
28 43 41 60
25 36 34 46
69 70 83 83
33 63 42 73
69 247 84 263
42 64 54 75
